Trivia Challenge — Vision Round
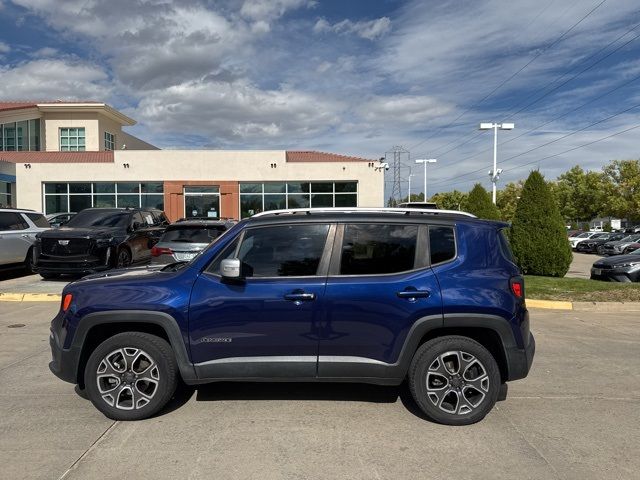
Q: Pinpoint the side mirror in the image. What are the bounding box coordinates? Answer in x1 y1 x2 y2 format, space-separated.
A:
220 258 242 279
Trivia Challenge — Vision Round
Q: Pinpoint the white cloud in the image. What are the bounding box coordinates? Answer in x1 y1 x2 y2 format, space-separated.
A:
358 94 453 125
240 0 313 22
314 16 391 40
30 46 58 57
0 58 110 100
0 42 10 54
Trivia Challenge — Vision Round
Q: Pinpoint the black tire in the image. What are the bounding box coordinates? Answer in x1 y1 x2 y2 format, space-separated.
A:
408 336 501 426
116 248 132 268
39 272 60 280
84 332 178 421
24 247 35 273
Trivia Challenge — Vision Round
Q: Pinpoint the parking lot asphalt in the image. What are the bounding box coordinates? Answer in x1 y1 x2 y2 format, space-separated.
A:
0 302 638 480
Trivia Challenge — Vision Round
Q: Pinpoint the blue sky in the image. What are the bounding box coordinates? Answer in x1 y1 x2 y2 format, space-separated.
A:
1 0 640 197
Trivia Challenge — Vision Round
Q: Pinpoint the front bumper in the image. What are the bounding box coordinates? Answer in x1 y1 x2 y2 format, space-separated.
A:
49 311 81 384
35 243 113 275
590 267 640 282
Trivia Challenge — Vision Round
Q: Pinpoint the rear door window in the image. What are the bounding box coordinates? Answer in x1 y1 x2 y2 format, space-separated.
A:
429 226 456 265
339 224 418 275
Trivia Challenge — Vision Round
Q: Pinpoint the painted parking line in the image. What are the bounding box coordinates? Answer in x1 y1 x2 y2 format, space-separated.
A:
0 293 61 302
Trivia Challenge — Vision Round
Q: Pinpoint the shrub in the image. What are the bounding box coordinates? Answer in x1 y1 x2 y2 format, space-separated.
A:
463 183 501 220
510 171 572 277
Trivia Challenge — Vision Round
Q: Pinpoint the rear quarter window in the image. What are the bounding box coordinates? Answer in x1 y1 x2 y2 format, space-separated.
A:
429 226 456 264
25 213 50 228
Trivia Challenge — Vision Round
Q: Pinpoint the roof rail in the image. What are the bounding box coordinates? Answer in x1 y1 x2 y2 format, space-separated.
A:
251 207 476 218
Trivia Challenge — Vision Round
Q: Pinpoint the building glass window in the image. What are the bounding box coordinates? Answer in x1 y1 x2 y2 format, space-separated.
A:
59 127 86 152
104 132 115 150
184 186 220 218
42 182 164 214
0 119 40 151
0 182 12 208
239 181 358 218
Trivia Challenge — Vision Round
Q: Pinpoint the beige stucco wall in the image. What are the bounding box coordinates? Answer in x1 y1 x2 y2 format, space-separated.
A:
13 150 384 212
43 112 101 151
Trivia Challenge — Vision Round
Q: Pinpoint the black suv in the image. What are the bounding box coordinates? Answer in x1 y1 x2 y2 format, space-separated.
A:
35 208 168 278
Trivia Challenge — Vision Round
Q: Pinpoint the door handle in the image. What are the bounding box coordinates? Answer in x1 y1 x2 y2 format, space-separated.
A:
396 289 430 300
284 291 316 303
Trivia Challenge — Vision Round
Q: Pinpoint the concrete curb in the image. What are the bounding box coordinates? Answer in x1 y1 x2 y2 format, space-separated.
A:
1 293 640 311
0 293 61 302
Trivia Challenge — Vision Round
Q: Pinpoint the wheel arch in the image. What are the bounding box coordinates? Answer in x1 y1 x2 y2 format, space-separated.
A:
73 311 196 388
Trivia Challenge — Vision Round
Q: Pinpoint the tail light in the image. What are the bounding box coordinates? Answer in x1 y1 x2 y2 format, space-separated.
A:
62 293 73 312
151 246 173 257
510 276 524 299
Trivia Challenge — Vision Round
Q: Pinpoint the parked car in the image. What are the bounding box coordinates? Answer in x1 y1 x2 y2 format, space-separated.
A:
576 233 625 254
49 207 535 425
567 230 584 238
569 231 601 250
601 234 640 256
0 208 50 271
35 207 168 278
46 212 76 228
625 242 640 254
150 218 235 265
591 250 640 282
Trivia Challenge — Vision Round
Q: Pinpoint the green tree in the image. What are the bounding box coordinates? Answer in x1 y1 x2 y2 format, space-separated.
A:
553 165 606 223
496 181 523 222
601 159 640 223
510 171 572 277
462 183 501 219
429 190 467 210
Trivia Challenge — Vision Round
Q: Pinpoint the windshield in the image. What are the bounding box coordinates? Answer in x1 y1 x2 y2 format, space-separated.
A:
161 226 226 243
65 210 130 228
577 233 590 238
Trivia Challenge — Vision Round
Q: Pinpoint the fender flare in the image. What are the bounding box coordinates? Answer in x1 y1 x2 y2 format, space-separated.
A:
72 310 197 383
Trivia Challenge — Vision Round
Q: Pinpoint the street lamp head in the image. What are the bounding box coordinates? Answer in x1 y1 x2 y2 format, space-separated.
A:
415 158 437 164
500 123 515 130
479 123 494 130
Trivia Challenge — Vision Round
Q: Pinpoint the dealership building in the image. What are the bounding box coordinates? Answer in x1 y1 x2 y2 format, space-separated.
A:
0 101 384 221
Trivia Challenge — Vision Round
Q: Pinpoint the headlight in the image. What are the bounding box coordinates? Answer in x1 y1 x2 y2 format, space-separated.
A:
95 237 113 246
617 262 640 269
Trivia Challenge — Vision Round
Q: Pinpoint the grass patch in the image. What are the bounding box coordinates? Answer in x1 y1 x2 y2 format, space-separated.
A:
525 275 640 302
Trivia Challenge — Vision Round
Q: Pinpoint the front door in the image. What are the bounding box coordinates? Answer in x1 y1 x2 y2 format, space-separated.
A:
189 223 334 379
0 212 30 265
319 223 443 377
184 186 220 218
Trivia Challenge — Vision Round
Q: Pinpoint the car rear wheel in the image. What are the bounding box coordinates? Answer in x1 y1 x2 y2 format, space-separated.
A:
116 248 132 268
84 332 178 421
409 336 501 425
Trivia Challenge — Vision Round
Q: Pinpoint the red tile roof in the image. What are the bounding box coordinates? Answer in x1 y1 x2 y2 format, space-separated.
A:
0 151 114 163
0 102 37 112
286 151 372 163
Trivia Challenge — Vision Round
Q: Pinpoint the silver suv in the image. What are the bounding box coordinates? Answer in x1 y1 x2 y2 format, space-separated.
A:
0 209 50 271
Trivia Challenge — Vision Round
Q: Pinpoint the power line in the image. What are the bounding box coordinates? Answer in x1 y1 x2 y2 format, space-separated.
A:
431 122 640 190
426 16 640 159
428 70 640 187
409 0 608 153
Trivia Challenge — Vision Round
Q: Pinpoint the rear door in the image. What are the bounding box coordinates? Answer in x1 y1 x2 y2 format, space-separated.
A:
0 212 31 265
319 222 443 377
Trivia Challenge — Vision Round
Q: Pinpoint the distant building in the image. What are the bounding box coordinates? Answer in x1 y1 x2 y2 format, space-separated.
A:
0 101 384 220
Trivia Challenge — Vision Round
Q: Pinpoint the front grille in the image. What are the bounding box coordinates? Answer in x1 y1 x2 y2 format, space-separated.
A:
594 264 613 270
41 238 92 256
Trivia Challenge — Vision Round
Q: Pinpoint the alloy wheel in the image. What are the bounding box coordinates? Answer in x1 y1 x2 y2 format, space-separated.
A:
425 350 489 415
96 348 160 410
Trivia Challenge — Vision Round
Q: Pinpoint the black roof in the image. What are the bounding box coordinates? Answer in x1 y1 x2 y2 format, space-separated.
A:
243 209 507 228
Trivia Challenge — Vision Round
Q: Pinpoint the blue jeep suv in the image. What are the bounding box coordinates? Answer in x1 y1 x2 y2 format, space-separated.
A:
49 208 535 425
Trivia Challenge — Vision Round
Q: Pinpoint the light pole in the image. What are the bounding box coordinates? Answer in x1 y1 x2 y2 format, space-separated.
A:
415 158 437 201
408 171 414 202
479 122 514 204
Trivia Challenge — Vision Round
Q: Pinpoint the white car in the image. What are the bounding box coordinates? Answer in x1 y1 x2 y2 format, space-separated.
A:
569 232 602 250
0 208 50 271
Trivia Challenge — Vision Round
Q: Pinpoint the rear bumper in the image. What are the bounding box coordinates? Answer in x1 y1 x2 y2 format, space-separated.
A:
505 332 535 381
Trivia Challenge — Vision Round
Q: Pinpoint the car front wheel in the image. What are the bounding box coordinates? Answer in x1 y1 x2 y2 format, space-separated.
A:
409 336 501 425
84 332 178 420
116 248 132 268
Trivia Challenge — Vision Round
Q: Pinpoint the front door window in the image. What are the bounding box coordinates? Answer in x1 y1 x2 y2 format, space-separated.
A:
184 186 220 218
